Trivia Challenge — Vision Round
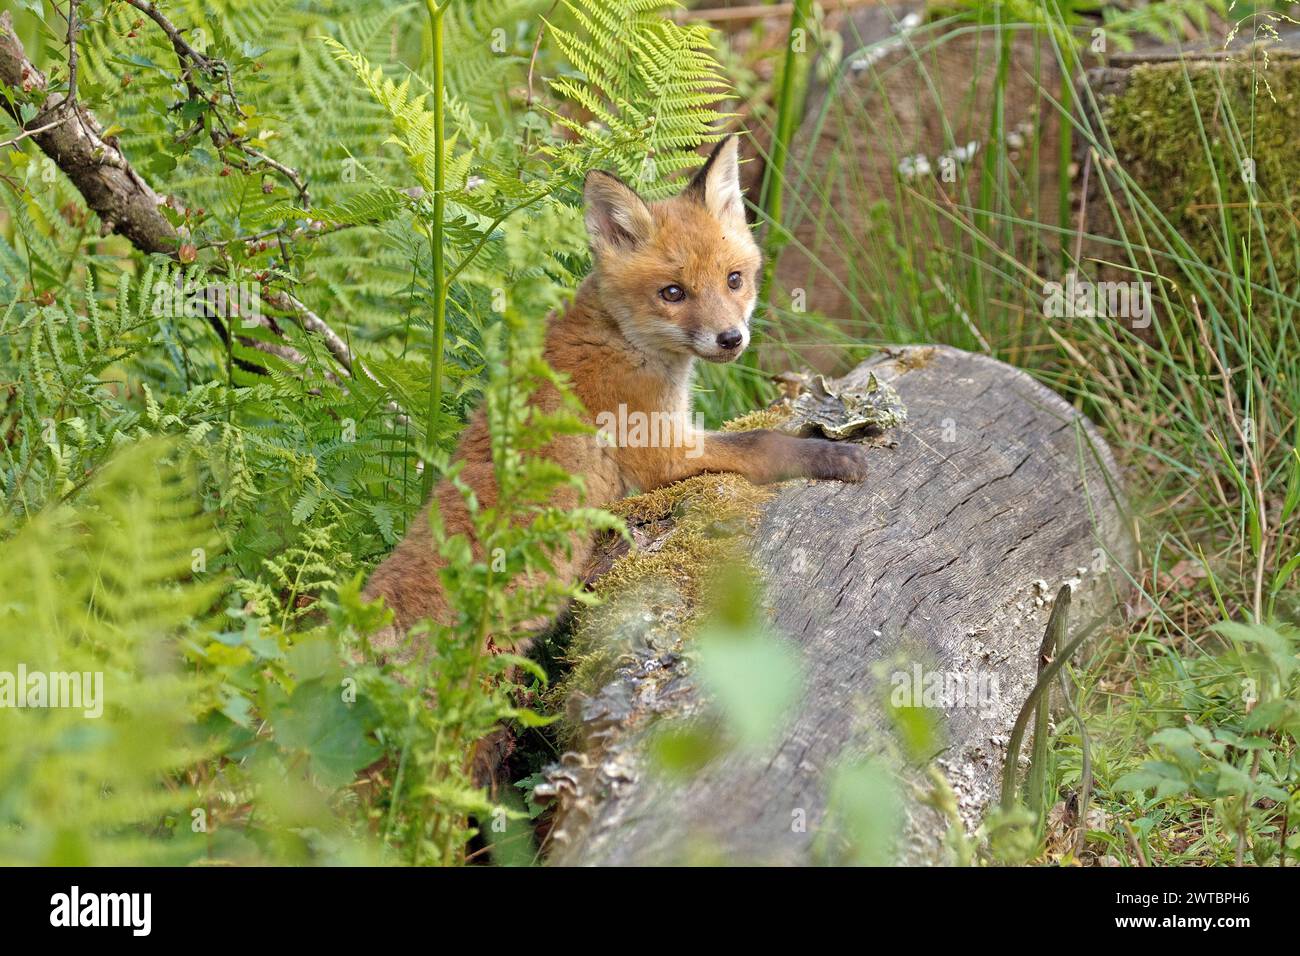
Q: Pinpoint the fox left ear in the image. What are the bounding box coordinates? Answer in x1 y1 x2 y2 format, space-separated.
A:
584 170 654 255
686 135 746 225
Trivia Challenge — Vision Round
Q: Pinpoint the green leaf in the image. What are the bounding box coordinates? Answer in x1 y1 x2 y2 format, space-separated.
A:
1244 698 1293 732
1112 768 1167 792
499 706 558 729
649 723 724 776
272 679 380 789
1215 620 1296 682
825 759 902 866
695 629 803 749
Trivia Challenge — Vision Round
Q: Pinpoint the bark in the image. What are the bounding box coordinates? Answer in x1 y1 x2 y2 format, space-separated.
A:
0 11 178 255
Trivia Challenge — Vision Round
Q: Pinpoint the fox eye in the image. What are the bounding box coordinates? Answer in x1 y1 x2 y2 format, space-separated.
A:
727 271 743 290
660 284 686 303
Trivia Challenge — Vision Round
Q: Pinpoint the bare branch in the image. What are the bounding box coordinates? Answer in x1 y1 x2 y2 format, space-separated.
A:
0 114 72 149
195 220 357 251
118 0 212 71
65 1 79 103
0 10 178 252
261 291 349 369
0 10 399 418
263 289 408 423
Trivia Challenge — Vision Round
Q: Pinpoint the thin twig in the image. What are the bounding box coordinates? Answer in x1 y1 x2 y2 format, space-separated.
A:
526 1 560 109
262 289 408 423
65 1 79 101
119 0 212 69
0 10 398 416
0 115 71 149
1001 587 1108 812
119 0 310 208
674 0 884 23
196 219 357 251
1058 666 1094 860
1071 147 1092 269
1123 821 1148 867
1280 798 1290 867
1191 302 1268 865
1237 749 1261 866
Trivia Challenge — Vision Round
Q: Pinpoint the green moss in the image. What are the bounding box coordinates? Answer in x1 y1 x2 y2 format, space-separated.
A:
721 405 793 433
551 473 773 715
1100 57 1300 293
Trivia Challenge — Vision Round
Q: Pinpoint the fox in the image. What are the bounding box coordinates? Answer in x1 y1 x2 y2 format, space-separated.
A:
362 135 870 651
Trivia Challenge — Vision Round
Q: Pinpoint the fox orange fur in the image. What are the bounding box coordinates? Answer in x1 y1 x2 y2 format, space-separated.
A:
362 136 870 649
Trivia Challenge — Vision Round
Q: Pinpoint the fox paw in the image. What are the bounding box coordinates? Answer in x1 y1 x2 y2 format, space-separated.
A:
803 439 871 482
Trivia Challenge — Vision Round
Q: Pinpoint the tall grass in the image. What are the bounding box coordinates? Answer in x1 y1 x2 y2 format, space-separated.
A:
738 4 1298 864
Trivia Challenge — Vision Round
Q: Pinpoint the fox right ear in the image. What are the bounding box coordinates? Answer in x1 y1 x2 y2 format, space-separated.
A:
686 135 745 226
584 171 653 254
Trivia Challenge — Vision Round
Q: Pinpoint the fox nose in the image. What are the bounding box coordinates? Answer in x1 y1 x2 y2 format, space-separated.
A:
716 328 743 350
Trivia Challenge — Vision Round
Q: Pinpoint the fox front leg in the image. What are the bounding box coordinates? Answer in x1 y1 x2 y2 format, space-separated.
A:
683 429 872 484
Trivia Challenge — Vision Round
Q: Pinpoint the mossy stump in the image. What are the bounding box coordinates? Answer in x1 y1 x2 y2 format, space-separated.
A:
1081 35 1300 297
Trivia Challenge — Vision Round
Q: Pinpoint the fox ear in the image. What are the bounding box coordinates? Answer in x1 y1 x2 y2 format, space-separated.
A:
686 135 745 225
584 171 653 253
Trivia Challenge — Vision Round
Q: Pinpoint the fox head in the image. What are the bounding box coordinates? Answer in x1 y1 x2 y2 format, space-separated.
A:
583 135 762 364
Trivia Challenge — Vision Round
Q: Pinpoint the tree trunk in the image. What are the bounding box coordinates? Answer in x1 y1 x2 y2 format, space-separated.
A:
541 345 1133 865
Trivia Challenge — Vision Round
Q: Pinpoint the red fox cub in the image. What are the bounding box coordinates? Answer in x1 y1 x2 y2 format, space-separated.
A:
363 136 870 644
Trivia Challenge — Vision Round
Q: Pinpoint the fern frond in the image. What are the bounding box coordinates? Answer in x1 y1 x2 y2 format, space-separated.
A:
544 0 730 195
0 441 224 865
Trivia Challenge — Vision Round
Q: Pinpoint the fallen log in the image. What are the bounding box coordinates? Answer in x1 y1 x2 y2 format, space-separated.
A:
539 344 1134 865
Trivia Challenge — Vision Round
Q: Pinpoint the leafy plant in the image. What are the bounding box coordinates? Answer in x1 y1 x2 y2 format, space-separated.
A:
546 0 729 195
1112 621 1299 865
